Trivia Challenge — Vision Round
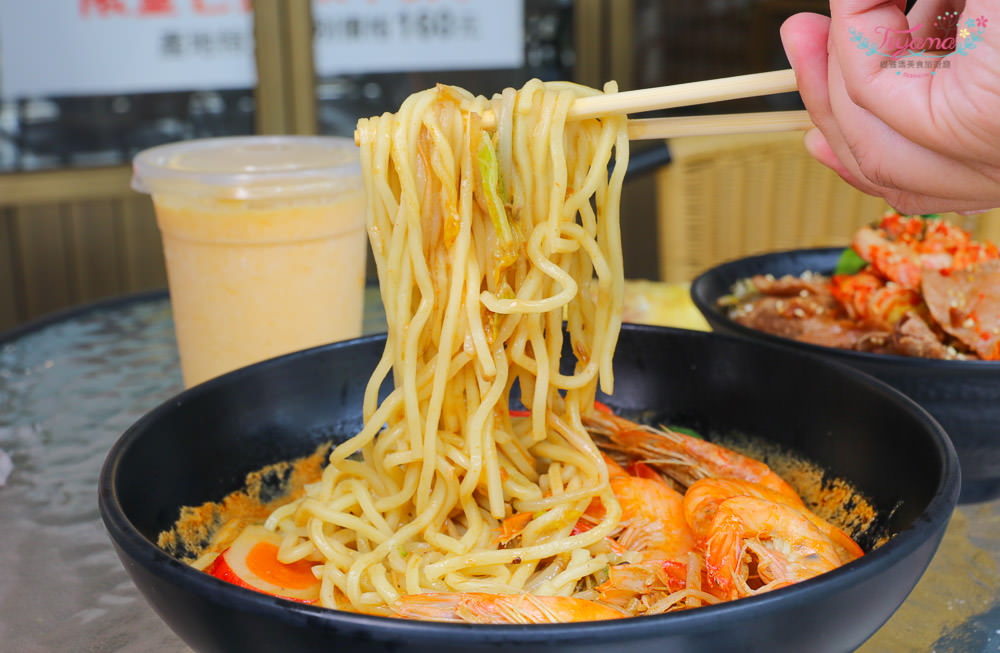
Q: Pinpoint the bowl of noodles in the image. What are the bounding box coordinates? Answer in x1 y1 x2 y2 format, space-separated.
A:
99 325 958 653
102 81 956 651
690 214 1000 503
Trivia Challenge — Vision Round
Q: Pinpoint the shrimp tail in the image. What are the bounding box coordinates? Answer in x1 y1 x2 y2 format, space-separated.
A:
703 518 744 598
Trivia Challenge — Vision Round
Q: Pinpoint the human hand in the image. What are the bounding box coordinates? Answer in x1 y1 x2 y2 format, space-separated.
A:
781 0 1000 214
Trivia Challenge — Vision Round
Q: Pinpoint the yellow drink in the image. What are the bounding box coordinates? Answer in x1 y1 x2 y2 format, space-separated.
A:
132 136 366 387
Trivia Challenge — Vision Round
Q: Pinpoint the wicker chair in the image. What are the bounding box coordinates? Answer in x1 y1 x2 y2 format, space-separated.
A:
654 131 1000 283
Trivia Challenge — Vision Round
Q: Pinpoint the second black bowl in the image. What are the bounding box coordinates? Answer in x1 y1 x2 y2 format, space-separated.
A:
691 246 1000 503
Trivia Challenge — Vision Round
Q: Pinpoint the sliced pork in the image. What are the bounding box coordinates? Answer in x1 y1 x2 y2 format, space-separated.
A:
922 260 1000 360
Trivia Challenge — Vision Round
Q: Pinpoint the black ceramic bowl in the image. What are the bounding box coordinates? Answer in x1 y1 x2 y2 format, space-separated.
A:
99 325 959 653
691 247 1000 504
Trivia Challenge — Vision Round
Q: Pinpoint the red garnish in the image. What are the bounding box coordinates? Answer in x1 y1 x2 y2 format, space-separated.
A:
205 526 320 603
593 400 614 414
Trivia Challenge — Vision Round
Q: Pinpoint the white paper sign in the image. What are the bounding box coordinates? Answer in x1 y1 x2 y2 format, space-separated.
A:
0 0 256 99
312 0 524 76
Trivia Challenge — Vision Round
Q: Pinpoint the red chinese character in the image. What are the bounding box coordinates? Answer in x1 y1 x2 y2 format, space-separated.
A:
139 0 176 15
192 0 230 15
80 0 128 16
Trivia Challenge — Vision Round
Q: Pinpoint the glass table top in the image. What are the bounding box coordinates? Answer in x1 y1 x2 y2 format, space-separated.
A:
0 291 996 652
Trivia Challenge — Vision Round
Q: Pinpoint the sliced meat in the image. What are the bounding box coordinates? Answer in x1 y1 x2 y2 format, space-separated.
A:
853 330 897 355
730 293 873 350
892 312 957 360
796 316 881 350
921 260 1000 360
749 273 833 298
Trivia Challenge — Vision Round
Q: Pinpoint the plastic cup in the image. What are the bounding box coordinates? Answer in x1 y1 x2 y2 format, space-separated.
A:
132 135 366 387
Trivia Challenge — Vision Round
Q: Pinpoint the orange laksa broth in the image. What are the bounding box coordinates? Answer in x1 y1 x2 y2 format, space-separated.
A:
159 411 878 623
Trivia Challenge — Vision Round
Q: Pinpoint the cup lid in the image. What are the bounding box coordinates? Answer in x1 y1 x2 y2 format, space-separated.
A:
131 135 362 200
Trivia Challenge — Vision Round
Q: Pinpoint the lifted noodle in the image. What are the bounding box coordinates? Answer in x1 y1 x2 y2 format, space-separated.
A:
266 80 629 613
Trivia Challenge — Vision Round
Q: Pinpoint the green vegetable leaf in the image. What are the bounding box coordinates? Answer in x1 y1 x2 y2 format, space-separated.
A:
669 425 704 440
477 135 515 249
834 247 868 275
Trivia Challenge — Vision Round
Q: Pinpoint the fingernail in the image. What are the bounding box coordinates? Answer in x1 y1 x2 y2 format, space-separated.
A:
803 127 824 153
780 29 797 68
783 43 796 69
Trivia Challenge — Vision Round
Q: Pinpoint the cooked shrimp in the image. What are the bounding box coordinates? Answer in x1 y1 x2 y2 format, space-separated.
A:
576 462 696 560
591 552 730 615
683 479 862 564
830 270 922 328
583 411 797 498
602 451 629 478
592 558 688 609
914 215 997 268
852 212 999 289
852 225 923 288
595 558 688 601
609 475 696 559
578 466 702 614
683 478 803 538
704 496 843 600
390 592 624 623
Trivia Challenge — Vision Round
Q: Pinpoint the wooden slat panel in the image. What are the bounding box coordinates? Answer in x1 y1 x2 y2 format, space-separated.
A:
118 196 168 292
573 0 605 88
655 161 685 281
4 195 166 329
284 0 317 134
799 157 837 247
253 0 288 134
0 208 22 331
0 166 132 205
774 149 809 248
967 209 1000 244
608 0 634 88
67 199 125 303
743 151 776 255
693 157 719 271
654 132 896 283
12 204 74 320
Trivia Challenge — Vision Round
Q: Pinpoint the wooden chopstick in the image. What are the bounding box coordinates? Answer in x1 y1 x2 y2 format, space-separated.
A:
568 69 798 122
483 69 806 140
627 110 813 140
354 69 805 144
475 69 799 129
